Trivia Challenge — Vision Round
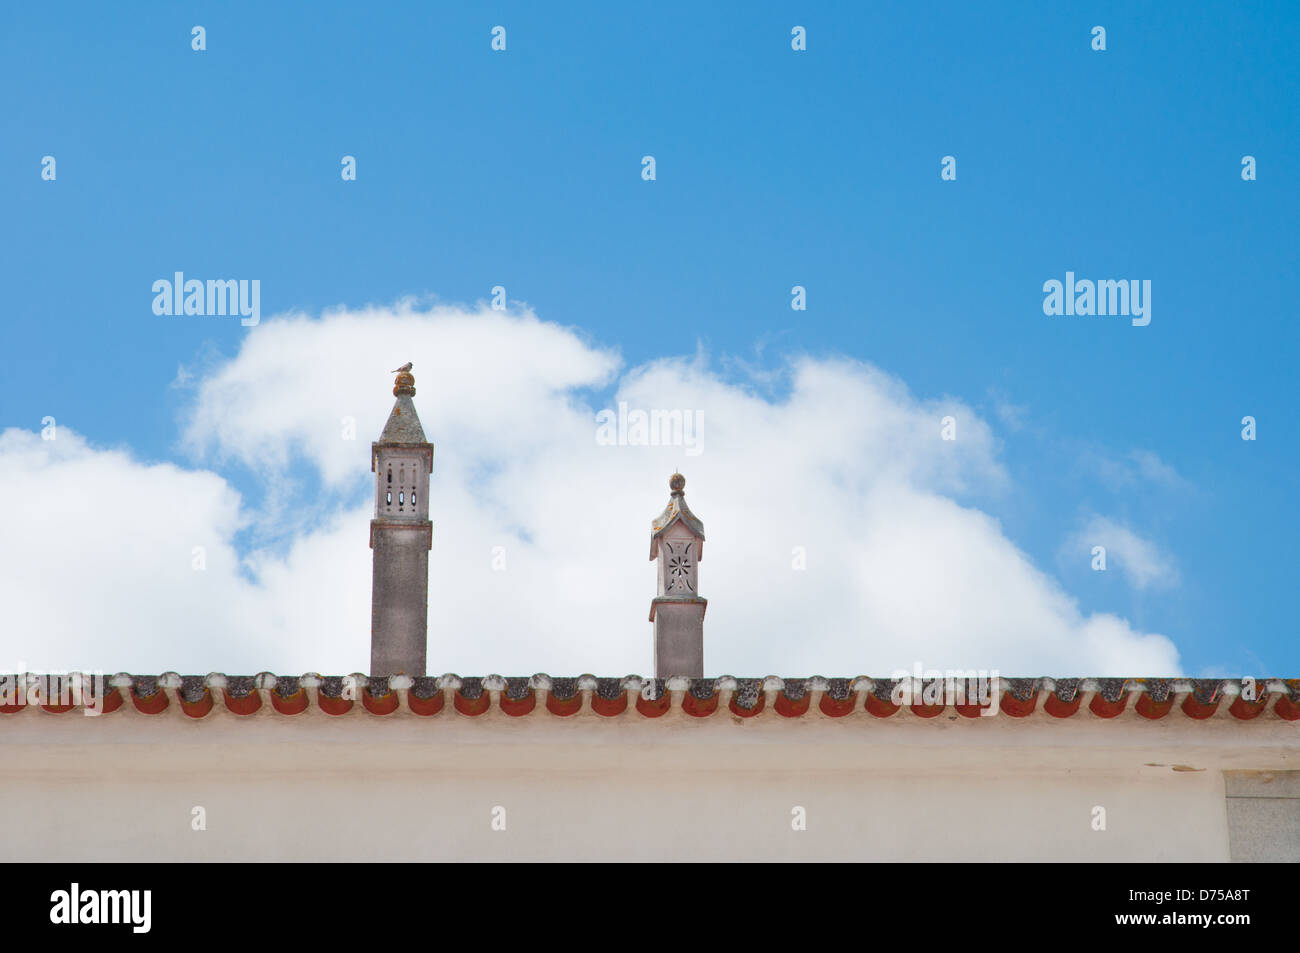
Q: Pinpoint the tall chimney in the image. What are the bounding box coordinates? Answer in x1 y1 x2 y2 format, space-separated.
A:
369 365 433 676
649 472 706 677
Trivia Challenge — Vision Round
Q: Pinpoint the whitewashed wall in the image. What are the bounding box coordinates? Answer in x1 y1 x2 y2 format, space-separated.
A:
3 704 1296 861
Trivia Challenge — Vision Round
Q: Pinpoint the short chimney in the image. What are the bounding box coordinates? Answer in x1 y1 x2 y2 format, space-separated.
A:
649 473 706 677
369 365 433 676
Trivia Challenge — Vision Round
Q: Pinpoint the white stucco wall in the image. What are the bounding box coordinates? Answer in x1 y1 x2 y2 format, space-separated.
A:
4 696 1297 861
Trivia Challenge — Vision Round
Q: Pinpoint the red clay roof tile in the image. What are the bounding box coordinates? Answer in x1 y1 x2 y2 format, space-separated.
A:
2 674 1296 723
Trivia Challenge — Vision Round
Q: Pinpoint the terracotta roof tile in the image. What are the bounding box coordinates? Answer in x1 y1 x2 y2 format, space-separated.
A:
226 675 256 697
180 675 207 704
319 676 348 698
4 674 1299 722
1052 678 1080 702
409 676 440 700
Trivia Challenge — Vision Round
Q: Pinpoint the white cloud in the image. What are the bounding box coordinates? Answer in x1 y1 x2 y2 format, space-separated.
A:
0 301 1181 676
1091 448 1187 492
987 387 1028 432
1067 516 1181 591
1130 450 1184 488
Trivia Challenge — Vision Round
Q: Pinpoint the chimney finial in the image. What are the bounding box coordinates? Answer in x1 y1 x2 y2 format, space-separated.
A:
390 362 415 397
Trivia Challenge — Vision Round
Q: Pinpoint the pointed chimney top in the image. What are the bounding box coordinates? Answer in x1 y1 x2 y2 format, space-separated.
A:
377 366 428 445
650 472 704 560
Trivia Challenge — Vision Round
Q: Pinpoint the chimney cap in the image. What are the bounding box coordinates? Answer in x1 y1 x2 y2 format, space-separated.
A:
377 368 429 445
392 367 416 397
650 472 704 560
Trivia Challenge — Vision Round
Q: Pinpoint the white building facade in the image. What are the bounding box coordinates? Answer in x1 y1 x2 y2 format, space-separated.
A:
2 673 1297 861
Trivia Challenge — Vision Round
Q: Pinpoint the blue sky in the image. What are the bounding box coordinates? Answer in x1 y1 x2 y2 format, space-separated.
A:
1 1 1297 675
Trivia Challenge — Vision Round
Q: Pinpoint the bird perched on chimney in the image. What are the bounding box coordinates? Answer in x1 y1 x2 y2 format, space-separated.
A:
390 362 413 373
